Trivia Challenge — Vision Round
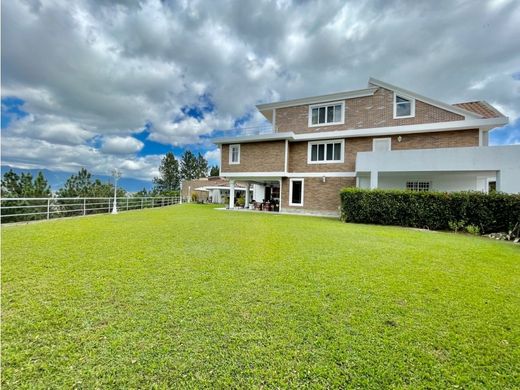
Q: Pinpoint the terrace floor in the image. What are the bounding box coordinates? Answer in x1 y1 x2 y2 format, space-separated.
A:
2 204 519 388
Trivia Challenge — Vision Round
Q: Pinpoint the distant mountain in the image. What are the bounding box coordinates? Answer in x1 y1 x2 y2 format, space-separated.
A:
1 165 153 192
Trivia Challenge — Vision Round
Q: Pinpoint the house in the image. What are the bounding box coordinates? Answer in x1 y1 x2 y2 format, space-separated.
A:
181 176 247 204
214 78 519 215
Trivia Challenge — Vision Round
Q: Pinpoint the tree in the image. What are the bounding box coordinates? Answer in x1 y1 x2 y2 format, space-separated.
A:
1 170 51 223
153 152 180 193
56 168 92 197
209 165 220 177
196 153 208 178
1 170 51 198
57 168 126 198
180 150 199 181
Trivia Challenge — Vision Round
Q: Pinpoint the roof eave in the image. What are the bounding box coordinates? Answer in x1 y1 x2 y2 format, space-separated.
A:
368 77 484 119
255 87 378 112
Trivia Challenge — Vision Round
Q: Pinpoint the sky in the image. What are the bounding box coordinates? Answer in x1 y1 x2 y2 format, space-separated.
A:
1 0 520 182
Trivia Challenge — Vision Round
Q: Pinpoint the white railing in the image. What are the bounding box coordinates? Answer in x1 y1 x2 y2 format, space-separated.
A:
238 125 274 136
0 196 180 224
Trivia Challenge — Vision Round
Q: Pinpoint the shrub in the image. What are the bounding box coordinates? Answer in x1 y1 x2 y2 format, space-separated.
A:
191 193 198 202
236 196 245 207
465 225 480 235
340 188 520 234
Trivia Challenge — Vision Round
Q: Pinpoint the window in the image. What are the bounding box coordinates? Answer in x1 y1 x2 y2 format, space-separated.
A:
406 181 430 192
373 138 391 152
308 140 344 164
229 144 240 164
394 94 415 118
289 179 304 206
309 101 344 126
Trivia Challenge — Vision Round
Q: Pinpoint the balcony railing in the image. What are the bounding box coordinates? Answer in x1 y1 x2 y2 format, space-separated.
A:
0 196 180 224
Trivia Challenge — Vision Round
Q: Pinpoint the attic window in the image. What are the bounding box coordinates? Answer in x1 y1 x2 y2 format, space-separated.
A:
394 94 415 118
309 101 345 126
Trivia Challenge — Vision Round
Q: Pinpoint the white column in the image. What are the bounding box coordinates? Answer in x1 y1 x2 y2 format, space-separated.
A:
370 171 379 189
245 182 250 208
229 180 235 209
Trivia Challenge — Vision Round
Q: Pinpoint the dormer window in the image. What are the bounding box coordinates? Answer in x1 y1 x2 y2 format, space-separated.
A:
394 94 415 118
309 101 345 127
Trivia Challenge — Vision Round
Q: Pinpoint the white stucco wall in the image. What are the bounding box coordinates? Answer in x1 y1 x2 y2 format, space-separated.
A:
358 172 495 192
356 145 520 193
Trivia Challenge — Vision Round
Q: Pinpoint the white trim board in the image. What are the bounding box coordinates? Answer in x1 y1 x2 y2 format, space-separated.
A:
222 172 356 178
256 87 377 112
213 117 508 145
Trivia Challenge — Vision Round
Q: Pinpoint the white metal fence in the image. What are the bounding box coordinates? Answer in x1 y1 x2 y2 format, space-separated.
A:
0 196 180 224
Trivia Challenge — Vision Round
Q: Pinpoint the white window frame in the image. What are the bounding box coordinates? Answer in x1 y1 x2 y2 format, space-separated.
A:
229 144 240 165
289 178 304 207
372 137 392 152
308 101 345 127
406 181 431 192
393 93 415 119
307 139 345 164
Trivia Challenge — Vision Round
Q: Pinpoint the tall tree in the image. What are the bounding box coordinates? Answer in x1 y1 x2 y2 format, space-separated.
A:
1 170 51 223
180 150 199 180
1 170 51 198
57 168 93 197
153 152 180 193
196 152 208 178
57 168 126 197
209 165 220 177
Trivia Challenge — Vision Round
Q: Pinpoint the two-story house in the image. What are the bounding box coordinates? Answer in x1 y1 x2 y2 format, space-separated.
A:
214 78 519 215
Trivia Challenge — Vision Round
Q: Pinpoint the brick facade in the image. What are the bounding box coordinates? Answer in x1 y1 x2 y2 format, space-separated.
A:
281 177 356 213
220 141 285 173
217 85 485 213
275 87 464 134
286 129 479 172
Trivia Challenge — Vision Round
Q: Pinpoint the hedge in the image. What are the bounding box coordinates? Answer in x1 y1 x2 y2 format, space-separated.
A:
340 188 520 233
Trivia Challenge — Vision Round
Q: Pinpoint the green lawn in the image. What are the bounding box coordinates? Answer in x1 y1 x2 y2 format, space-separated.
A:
2 205 519 388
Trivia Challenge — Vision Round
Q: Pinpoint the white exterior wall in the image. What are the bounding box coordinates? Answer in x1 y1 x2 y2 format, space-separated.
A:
377 172 495 192
357 172 495 192
356 145 520 193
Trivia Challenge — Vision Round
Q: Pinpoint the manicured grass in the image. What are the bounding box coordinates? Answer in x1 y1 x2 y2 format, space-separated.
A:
2 205 519 388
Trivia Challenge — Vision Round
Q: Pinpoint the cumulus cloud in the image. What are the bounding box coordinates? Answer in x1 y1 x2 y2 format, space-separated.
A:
2 0 520 179
101 136 144 154
203 149 221 167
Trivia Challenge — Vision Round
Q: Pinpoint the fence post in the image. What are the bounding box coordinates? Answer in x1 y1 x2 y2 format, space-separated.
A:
83 198 86 216
152 198 154 208
141 198 144 209
108 198 111 213
47 199 50 220
126 197 129 211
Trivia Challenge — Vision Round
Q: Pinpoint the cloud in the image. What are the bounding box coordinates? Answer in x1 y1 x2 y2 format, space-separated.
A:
101 136 144 154
203 149 221 167
1 135 161 181
2 0 520 180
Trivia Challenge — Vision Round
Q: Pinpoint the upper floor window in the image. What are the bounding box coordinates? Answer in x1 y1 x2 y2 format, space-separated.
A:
394 94 415 118
308 140 344 164
308 101 345 127
229 144 240 164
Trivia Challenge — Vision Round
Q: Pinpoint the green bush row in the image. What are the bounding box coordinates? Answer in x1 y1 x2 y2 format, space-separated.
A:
340 188 520 233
